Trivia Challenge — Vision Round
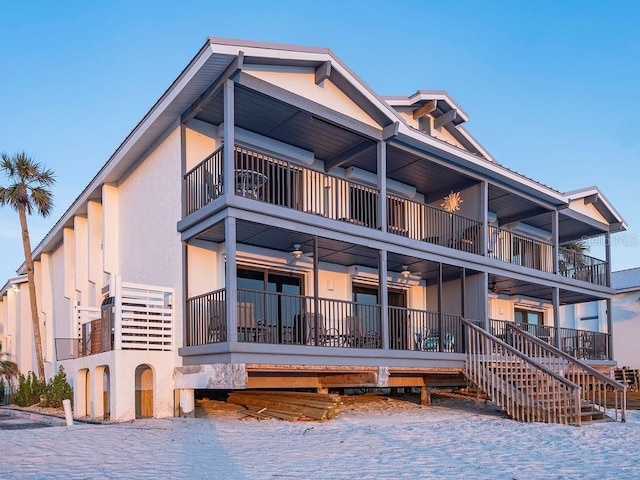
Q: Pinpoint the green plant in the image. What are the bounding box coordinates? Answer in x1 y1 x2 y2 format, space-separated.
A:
0 377 5 404
45 366 73 408
0 152 56 381
13 371 46 407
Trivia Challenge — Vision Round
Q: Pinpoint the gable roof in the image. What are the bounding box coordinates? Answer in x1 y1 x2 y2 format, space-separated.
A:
565 186 627 232
18 37 620 271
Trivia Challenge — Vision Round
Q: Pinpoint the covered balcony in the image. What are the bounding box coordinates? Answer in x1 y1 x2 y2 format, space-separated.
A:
183 144 610 286
182 220 611 363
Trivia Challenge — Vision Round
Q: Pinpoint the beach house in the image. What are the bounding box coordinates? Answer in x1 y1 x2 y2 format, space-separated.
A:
0 37 627 424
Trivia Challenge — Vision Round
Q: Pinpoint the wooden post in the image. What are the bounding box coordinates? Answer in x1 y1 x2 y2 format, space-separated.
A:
317 387 329 395
420 386 431 406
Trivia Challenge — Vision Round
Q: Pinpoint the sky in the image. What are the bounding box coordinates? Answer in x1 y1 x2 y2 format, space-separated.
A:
0 0 638 283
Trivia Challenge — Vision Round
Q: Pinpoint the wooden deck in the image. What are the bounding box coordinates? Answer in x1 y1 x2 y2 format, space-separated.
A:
244 363 467 391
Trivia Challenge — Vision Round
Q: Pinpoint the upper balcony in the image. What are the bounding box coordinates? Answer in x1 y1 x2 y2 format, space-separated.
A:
184 145 609 287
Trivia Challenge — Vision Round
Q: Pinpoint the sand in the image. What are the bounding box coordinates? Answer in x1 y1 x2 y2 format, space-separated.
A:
2 393 638 479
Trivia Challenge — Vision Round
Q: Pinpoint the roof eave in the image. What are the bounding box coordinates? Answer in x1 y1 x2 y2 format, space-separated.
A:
395 123 568 207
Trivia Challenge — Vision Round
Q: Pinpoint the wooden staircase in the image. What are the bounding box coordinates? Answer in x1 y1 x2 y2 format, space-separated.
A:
462 319 626 426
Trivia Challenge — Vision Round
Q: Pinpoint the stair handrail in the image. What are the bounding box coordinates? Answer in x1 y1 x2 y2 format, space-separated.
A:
507 323 626 422
462 318 583 424
463 319 581 390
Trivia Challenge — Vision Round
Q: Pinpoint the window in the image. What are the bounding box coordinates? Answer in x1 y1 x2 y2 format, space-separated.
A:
349 185 378 228
237 268 304 344
514 308 544 325
387 197 407 236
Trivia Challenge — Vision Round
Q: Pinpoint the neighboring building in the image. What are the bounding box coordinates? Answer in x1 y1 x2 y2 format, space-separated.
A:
0 277 28 363
0 38 627 423
611 268 640 369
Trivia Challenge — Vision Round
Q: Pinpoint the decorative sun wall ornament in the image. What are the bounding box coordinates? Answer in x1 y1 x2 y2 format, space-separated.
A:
441 191 463 213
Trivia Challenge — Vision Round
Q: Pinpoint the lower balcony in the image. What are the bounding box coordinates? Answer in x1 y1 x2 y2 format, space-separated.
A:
185 288 468 354
185 288 610 361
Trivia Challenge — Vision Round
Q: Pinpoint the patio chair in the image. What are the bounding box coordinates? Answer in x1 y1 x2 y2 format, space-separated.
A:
344 316 380 348
237 302 259 342
300 312 338 346
207 299 226 343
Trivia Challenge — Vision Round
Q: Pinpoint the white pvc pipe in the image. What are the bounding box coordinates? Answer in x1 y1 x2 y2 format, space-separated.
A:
62 399 73 426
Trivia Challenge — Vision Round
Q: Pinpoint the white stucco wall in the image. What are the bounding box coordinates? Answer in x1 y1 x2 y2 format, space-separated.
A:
61 349 175 422
114 124 184 377
117 125 182 289
612 291 640 368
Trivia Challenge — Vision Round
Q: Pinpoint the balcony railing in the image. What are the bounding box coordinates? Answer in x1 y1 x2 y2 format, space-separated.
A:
488 226 554 273
184 146 608 284
389 306 464 353
489 318 610 361
186 288 470 353
558 247 608 286
560 326 610 360
387 194 482 255
55 279 174 360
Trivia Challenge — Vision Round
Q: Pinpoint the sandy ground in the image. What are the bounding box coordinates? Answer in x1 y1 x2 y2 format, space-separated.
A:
2 393 639 479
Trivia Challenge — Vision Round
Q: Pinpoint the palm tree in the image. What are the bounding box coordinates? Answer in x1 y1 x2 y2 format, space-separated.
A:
0 152 55 382
559 240 590 275
0 359 19 386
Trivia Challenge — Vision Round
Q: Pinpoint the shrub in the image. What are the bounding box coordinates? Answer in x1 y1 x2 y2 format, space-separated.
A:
45 366 73 408
13 371 46 407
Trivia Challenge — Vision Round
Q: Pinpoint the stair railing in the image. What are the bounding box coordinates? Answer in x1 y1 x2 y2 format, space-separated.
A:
506 323 626 422
462 318 583 425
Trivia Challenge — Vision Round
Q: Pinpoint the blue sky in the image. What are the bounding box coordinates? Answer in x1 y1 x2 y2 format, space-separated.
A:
0 1 638 282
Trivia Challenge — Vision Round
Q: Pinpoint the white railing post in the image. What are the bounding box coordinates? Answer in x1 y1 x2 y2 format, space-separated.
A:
113 274 122 351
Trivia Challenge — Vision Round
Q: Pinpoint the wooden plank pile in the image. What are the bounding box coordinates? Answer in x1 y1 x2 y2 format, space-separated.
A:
615 368 640 391
227 390 342 421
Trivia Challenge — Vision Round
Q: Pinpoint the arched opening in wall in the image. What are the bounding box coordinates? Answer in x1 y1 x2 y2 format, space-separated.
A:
77 368 91 418
101 366 111 420
135 364 153 419
93 365 110 420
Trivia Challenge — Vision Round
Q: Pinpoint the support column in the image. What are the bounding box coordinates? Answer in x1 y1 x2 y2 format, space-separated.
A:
379 249 389 350
482 272 489 331
377 141 387 232
460 267 466 318
179 389 195 418
225 216 238 347
313 236 320 344
223 79 235 197
551 210 559 274
480 181 488 256
553 286 561 350
438 263 443 351
420 386 431 406
606 298 614 360
605 231 612 287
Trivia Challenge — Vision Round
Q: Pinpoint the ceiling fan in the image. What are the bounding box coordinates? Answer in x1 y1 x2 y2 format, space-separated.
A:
401 265 422 280
288 244 313 264
489 280 511 295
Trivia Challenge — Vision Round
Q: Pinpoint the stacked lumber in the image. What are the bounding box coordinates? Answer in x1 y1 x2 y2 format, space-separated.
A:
227 390 342 421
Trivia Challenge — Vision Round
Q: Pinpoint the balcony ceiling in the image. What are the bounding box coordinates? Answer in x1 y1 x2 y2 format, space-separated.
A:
194 84 485 201
193 83 605 243
197 221 601 305
488 274 604 304
525 212 608 243
195 84 376 164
